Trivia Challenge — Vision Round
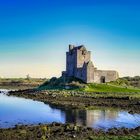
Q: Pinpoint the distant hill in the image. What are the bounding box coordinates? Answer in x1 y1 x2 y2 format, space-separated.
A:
123 76 140 88
110 76 140 88
0 78 46 90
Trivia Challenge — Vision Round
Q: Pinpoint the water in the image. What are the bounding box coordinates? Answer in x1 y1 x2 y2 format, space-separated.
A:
0 89 9 94
0 90 140 129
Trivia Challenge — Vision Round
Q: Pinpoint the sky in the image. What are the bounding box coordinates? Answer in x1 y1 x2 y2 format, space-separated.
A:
0 0 140 78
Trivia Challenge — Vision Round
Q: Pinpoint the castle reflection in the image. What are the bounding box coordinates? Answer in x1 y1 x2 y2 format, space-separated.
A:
48 104 119 128
63 109 119 127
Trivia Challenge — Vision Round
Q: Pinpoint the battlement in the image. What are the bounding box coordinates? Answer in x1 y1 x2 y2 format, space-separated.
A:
68 44 86 51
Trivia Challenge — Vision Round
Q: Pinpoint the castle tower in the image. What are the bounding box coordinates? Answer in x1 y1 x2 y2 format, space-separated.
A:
66 45 77 77
62 44 119 84
65 45 94 83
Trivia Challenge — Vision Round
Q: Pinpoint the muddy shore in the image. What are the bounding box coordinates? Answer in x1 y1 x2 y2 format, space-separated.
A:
0 122 140 140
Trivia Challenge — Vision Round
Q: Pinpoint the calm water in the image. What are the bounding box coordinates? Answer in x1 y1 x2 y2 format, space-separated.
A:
0 90 140 129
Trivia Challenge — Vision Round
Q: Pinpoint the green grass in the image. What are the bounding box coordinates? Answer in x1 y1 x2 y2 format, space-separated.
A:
75 83 140 99
82 83 140 93
38 82 140 99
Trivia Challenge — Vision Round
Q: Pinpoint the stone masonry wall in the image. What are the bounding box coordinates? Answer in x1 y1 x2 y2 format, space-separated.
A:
86 61 94 83
94 70 119 83
76 48 91 68
66 50 76 76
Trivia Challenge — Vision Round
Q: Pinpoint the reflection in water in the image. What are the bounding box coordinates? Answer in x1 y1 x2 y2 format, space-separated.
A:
86 110 119 129
0 91 140 129
49 103 140 129
60 108 119 129
65 109 87 125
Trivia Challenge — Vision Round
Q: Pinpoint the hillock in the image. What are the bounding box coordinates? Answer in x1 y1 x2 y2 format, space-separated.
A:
39 76 85 90
38 76 140 93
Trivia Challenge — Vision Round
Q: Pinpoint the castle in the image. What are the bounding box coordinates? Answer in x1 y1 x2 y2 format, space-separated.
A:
62 45 119 83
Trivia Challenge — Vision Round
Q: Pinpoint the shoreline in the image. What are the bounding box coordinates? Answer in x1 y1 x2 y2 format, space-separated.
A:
9 89 140 114
0 122 140 140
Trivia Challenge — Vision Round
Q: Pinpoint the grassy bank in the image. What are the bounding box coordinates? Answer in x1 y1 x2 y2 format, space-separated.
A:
38 76 140 93
81 83 140 93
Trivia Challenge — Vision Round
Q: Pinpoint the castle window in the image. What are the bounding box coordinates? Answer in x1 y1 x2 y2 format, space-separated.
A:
82 50 86 55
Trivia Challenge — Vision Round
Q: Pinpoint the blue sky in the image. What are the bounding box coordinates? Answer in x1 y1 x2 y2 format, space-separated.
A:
0 0 140 78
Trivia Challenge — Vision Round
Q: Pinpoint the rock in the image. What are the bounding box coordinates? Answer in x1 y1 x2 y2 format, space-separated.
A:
72 134 76 138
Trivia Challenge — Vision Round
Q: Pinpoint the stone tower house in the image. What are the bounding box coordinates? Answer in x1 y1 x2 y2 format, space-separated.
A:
62 45 119 83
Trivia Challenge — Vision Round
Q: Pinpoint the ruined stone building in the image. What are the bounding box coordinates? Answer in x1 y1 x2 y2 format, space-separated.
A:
62 45 119 83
